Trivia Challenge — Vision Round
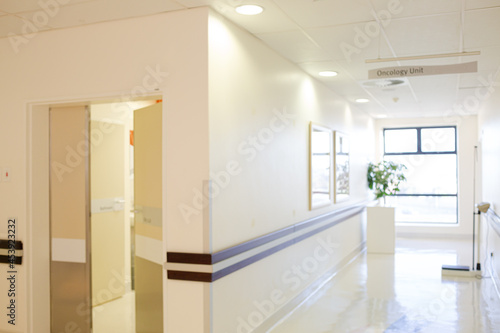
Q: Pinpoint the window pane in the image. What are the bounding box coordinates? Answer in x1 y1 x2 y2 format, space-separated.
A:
386 196 457 223
335 155 349 195
311 155 330 206
312 130 331 154
385 154 457 194
384 129 418 153
336 135 350 154
421 128 456 152
311 155 330 191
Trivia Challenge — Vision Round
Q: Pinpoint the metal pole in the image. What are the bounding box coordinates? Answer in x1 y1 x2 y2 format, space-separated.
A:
472 146 477 271
477 212 481 271
473 211 476 270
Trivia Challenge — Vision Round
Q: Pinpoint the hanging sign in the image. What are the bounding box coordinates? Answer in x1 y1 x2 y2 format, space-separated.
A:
368 61 477 79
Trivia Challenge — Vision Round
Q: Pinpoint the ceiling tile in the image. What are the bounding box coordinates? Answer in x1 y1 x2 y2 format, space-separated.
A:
297 61 343 79
454 88 484 115
272 0 375 29
29 0 185 29
0 0 53 14
371 0 460 20
408 74 459 97
0 0 94 14
176 0 298 32
214 1 298 34
256 30 331 63
465 0 500 10
378 87 420 114
459 71 495 88
464 7 500 49
381 13 461 58
324 76 368 98
353 102 387 118
410 75 461 116
475 46 500 71
306 24 394 63
176 0 297 33
0 14 46 38
173 0 211 7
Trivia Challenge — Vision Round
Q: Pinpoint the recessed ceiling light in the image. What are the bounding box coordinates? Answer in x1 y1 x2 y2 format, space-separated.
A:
355 98 370 103
319 71 338 77
235 5 264 15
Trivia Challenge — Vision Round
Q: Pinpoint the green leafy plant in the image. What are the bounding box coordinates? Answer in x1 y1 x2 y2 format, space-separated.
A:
367 161 407 205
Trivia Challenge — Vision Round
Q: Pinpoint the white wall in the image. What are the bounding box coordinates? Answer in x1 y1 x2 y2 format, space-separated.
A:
477 80 500 286
208 12 374 251
374 116 478 238
207 11 374 332
0 8 210 332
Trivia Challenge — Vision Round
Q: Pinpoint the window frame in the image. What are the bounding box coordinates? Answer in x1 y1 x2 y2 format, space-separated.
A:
383 126 458 224
384 125 457 156
309 123 334 210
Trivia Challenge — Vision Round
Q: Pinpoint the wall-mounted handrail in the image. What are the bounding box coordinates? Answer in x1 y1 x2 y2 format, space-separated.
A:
166 201 368 282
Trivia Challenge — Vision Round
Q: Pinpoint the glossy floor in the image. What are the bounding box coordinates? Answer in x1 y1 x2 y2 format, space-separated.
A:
269 238 500 333
93 291 135 333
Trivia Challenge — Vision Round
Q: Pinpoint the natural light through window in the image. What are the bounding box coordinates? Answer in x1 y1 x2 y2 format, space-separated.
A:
383 126 458 224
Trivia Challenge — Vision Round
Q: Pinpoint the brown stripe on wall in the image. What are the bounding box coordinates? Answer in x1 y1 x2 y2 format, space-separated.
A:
168 270 213 282
0 240 23 250
0 255 22 265
167 252 213 265
166 203 367 283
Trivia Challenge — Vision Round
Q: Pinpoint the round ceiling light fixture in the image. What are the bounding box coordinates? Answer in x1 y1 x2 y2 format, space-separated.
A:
235 5 264 15
319 71 338 77
362 79 407 88
355 98 370 103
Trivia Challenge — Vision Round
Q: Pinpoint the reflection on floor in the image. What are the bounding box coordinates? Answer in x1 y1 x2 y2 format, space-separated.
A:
93 291 135 333
269 238 500 333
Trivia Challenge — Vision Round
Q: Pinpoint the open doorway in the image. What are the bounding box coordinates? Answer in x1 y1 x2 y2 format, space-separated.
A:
42 98 163 333
89 100 163 333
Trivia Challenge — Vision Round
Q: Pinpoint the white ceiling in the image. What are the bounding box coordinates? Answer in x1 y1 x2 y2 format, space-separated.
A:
1 0 499 119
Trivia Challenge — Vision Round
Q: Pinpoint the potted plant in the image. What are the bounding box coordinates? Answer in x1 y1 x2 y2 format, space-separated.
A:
367 160 407 206
366 160 407 254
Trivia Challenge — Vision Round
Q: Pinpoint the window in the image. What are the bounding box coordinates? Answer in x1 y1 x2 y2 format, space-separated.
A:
383 126 458 224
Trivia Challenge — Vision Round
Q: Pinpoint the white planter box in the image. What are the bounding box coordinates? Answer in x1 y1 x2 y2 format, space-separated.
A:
367 206 395 254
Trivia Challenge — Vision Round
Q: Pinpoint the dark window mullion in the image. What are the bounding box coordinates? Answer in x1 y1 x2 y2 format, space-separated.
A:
417 128 422 153
394 194 458 197
384 151 457 156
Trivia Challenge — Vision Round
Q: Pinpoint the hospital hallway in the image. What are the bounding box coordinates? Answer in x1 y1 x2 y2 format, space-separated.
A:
269 238 500 333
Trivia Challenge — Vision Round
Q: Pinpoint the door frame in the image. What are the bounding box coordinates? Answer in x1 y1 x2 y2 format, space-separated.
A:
26 93 164 333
